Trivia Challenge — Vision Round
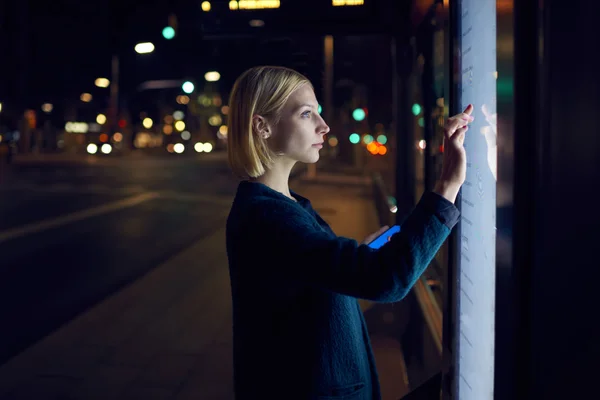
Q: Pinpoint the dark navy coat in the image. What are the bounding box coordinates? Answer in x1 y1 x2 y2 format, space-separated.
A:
226 181 460 399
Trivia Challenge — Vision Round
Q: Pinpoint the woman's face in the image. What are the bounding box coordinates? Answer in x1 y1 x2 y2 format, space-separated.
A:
269 84 330 164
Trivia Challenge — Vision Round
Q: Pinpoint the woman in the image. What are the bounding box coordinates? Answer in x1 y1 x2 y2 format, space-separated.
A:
225 66 472 399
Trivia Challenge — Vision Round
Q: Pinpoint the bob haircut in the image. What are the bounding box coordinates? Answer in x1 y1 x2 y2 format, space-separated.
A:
227 66 313 178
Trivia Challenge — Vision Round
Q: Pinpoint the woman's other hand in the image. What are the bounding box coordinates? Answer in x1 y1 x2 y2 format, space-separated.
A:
434 104 474 203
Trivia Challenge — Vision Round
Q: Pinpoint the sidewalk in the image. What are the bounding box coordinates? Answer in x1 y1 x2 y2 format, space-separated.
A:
0 169 409 400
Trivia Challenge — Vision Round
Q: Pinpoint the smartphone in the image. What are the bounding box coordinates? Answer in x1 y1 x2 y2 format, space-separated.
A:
368 225 401 249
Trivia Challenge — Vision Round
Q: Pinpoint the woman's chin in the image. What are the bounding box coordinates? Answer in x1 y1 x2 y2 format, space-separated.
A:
292 149 321 164
303 153 320 164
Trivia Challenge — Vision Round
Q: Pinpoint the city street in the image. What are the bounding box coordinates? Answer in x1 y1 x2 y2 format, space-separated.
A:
0 152 238 365
0 153 413 399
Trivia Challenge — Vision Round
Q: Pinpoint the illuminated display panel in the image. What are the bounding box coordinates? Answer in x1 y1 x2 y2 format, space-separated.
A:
453 0 497 398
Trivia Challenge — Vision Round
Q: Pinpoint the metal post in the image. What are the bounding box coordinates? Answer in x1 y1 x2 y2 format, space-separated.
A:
310 34 334 179
395 40 416 220
421 25 435 193
16 0 30 153
109 54 120 135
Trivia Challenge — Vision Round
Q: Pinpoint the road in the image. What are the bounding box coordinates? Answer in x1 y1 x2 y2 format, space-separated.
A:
0 152 239 366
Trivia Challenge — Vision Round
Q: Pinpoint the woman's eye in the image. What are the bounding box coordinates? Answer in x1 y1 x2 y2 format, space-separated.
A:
301 110 311 118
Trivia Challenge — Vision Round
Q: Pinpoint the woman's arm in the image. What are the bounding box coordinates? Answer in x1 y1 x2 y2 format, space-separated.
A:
243 191 459 303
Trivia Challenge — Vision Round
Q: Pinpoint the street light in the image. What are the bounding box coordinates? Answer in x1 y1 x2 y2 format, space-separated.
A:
95 78 110 88
135 42 155 54
182 81 195 94
205 71 221 82
142 118 153 129
80 93 92 102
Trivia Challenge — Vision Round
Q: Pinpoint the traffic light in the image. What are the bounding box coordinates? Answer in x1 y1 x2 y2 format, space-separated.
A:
163 14 178 40
367 141 387 155
366 142 377 154
352 108 366 121
412 103 422 116
162 26 175 39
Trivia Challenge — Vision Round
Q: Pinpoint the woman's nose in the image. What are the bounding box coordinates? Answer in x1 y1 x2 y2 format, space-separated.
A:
318 117 330 135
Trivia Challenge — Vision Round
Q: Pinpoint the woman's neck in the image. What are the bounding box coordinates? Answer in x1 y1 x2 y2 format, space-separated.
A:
253 159 297 201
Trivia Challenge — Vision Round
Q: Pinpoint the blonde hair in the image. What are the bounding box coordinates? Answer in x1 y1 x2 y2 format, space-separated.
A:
227 66 312 178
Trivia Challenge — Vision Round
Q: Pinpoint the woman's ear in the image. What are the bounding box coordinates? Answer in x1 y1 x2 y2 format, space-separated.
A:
252 115 271 139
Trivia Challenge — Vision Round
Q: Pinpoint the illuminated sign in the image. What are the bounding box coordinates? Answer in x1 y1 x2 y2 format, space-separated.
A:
332 0 364 6
229 0 280 10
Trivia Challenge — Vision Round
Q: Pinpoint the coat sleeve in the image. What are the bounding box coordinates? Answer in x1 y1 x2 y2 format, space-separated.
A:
245 192 460 303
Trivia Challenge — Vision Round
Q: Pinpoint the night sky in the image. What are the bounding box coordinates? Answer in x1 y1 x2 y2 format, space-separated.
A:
1 0 412 127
